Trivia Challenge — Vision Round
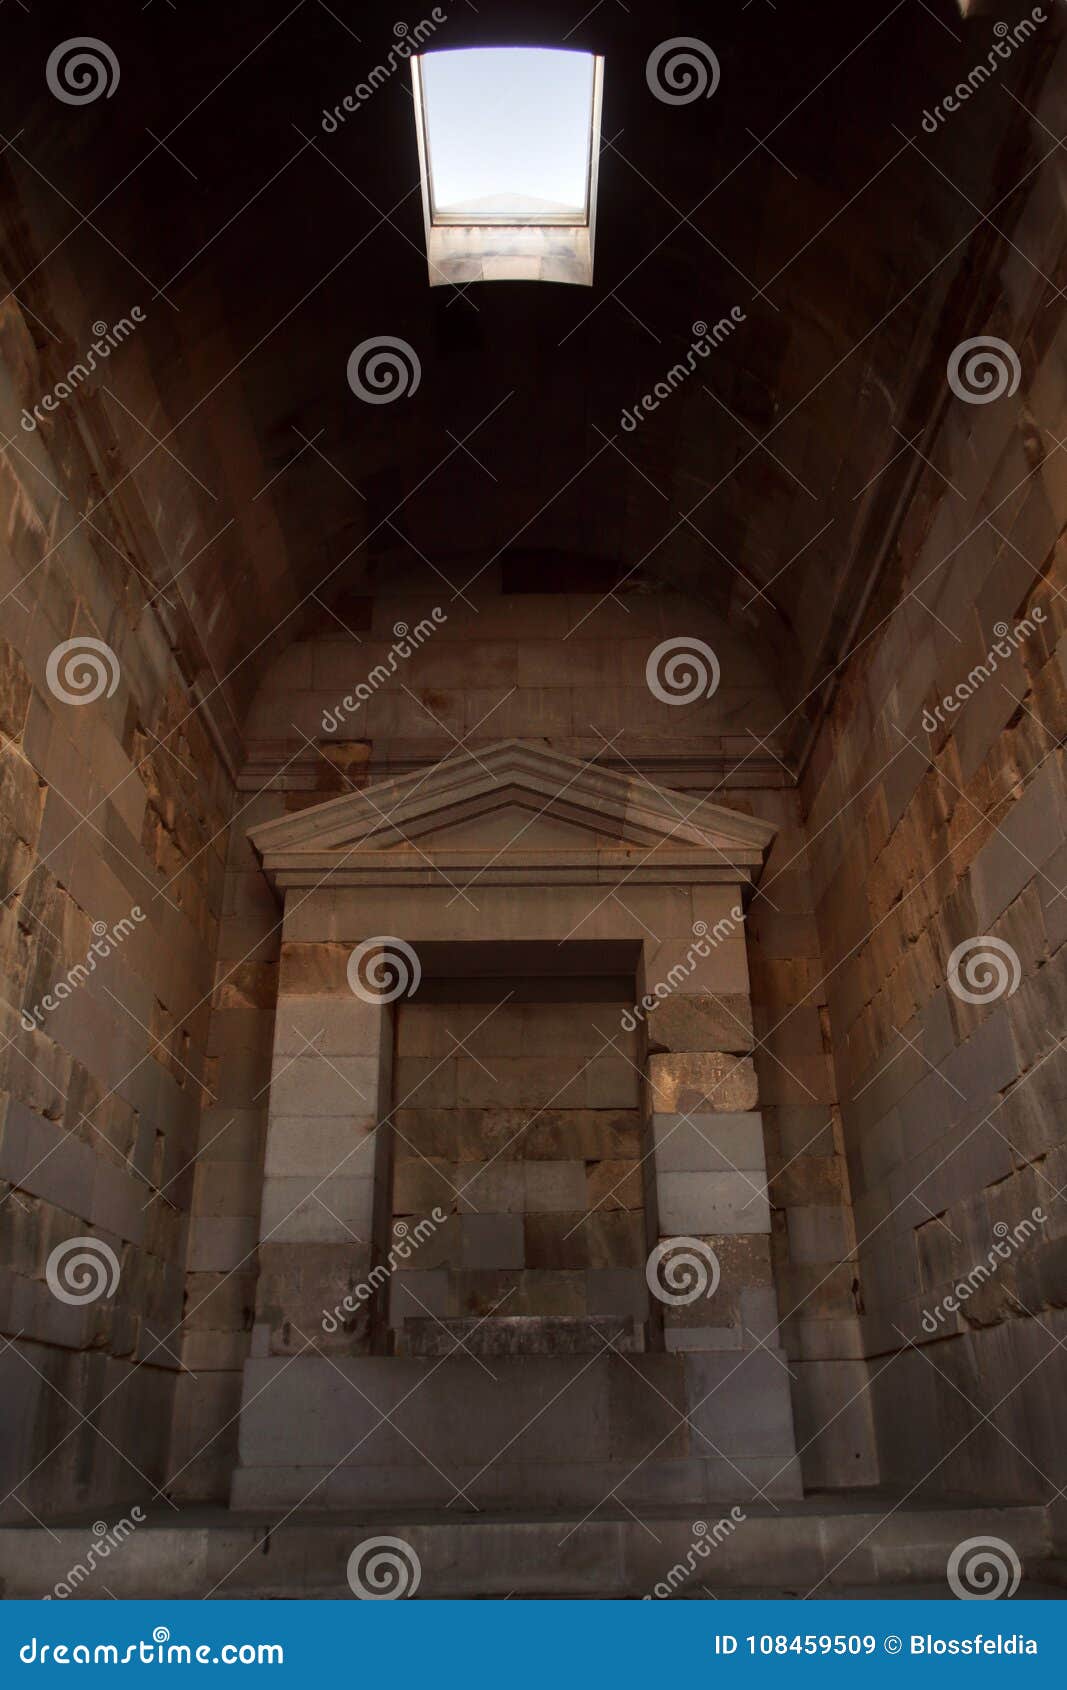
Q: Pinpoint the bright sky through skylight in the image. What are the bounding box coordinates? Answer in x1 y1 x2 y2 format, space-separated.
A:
420 48 596 221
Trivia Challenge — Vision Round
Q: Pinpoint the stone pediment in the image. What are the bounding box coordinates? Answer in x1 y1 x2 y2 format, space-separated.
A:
250 739 775 889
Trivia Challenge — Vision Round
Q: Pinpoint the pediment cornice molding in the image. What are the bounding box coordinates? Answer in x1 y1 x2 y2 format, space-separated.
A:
250 739 776 891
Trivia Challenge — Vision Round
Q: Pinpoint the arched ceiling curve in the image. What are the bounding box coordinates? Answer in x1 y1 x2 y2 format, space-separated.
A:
0 0 1053 766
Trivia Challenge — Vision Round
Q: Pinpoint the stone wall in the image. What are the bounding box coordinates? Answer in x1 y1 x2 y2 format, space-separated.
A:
745 790 876 1490
800 44 1067 1506
0 252 232 1519
242 559 788 777
169 577 805 1498
390 1001 647 1339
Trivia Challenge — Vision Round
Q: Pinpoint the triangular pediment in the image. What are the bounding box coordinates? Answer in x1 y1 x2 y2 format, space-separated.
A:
250 740 775 890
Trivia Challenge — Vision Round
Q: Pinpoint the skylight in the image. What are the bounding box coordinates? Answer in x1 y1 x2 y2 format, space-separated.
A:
414 48 600 226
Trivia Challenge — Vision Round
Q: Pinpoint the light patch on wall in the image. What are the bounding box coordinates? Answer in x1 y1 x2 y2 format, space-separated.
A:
412 46 604 286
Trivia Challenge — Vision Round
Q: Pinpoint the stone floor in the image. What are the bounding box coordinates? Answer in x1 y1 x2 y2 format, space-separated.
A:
0 1495 1057 1600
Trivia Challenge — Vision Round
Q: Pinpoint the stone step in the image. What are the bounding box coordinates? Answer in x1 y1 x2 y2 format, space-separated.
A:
399 1313 644 1357
0 1500 1050 1600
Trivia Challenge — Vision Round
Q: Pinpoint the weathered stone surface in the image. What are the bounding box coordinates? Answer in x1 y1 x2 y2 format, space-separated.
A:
585 1159 643 1210
646 1052 759 1113
647 992 754 1053
0 637 31 742
402 1314 642 1357
278 942 357 996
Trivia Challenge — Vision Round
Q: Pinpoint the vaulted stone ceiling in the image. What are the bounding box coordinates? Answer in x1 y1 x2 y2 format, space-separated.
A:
0 0 1048 763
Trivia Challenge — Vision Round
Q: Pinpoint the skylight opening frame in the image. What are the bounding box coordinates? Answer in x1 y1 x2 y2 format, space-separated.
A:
412 49 604 230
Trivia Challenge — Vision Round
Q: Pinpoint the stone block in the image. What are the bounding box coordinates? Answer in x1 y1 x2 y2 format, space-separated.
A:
657 1171 771 1236
0 1100 96 1221
272 996 384 1055
278 942 360 996
264 1115 377 1179
740 1286 780 1346
393 1157 457 1213
389 1269 450 1325
187 1216 259 1272
665 1326 740 1351
259 1175 374 1243
454 1269 587 1317
522 1213 588 1271
268 1054 379 1116
586 1269 649 1319
585 1160 643 1210
455 1160 525 1213
652 1111 766 1173
647 1052 758 1114
587 1209 647 1268
524 1110 642 1160
787 1205 852 1265
683 1348 798 1458
460 1213 525 1270
646 992 754 1054
523 1160 587 1212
